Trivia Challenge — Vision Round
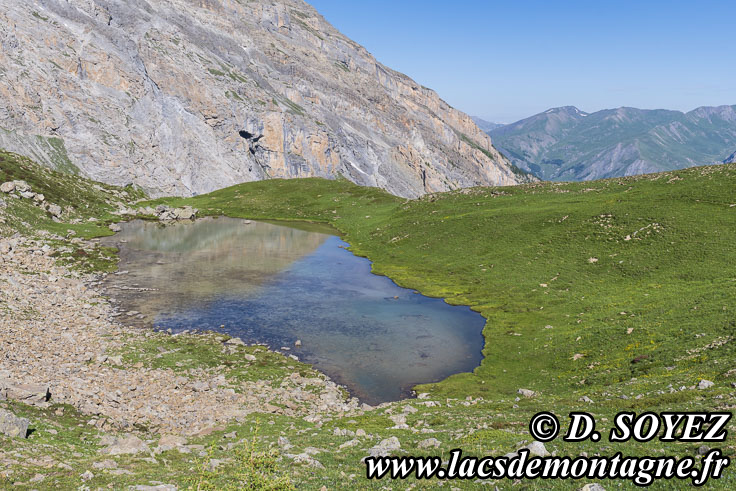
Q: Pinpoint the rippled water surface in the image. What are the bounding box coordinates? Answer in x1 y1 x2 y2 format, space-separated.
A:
101 218 485 404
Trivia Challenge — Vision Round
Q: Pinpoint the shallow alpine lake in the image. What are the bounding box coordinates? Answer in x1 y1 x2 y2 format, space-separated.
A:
101 217 486 404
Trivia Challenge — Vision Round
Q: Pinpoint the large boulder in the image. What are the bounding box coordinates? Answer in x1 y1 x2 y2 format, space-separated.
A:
417 438 441 449
155 205 198 221
0 408 29 438
523 440 550 457
368 437 401 457
156 434 187 453
13 180 31 192
698 380 714 390
288 453 324 469
99 434 151 455
173 206 197 220
47 204 62 217
0 181 15 193
0 380 50 406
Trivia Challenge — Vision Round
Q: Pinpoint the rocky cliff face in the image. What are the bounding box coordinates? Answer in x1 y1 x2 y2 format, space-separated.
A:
0 0 530 197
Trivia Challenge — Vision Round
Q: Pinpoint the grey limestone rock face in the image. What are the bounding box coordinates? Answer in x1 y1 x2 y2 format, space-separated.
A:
0 0 530 198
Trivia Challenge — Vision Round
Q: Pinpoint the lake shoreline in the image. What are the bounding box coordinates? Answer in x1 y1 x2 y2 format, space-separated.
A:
0 234 370 436
99 216 486 405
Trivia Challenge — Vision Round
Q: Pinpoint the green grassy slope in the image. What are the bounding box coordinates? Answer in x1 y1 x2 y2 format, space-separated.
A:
146 164 736 487
3 150 736 488
151 164 736 405
0 150 146 272
0 150 142 239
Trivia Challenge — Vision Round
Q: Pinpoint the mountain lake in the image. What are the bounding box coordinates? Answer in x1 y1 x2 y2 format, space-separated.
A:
100 217 485 404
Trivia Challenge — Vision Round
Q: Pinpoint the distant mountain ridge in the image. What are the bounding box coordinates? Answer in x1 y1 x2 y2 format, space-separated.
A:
487 105 736 181
471 117 505 133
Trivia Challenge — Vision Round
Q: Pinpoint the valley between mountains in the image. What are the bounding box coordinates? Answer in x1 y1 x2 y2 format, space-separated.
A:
487 105 736 181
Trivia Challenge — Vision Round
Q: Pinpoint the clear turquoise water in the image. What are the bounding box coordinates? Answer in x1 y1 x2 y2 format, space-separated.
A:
102 218 485 404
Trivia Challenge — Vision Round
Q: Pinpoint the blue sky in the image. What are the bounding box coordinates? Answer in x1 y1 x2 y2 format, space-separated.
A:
308 0 736 122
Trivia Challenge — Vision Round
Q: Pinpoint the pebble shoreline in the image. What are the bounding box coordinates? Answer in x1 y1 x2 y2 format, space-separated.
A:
0 235 364 437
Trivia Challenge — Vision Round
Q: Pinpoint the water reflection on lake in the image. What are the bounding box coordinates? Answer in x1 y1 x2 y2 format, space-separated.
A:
101 217 485 404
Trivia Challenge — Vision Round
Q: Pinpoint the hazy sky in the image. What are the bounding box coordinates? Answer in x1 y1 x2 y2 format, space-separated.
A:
308 0 736 122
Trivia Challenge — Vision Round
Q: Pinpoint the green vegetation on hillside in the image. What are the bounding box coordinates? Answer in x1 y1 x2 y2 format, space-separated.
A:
146 164 736 487
2 149 736 488
0 150 143 271
0 150 142 238
0 127 80 174
148 165 736 403
491 106 736 181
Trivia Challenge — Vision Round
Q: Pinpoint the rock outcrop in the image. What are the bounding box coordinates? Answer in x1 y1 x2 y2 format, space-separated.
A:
0 0 530 197
1 179 63 217
0 409 29 439
153 205 198 221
